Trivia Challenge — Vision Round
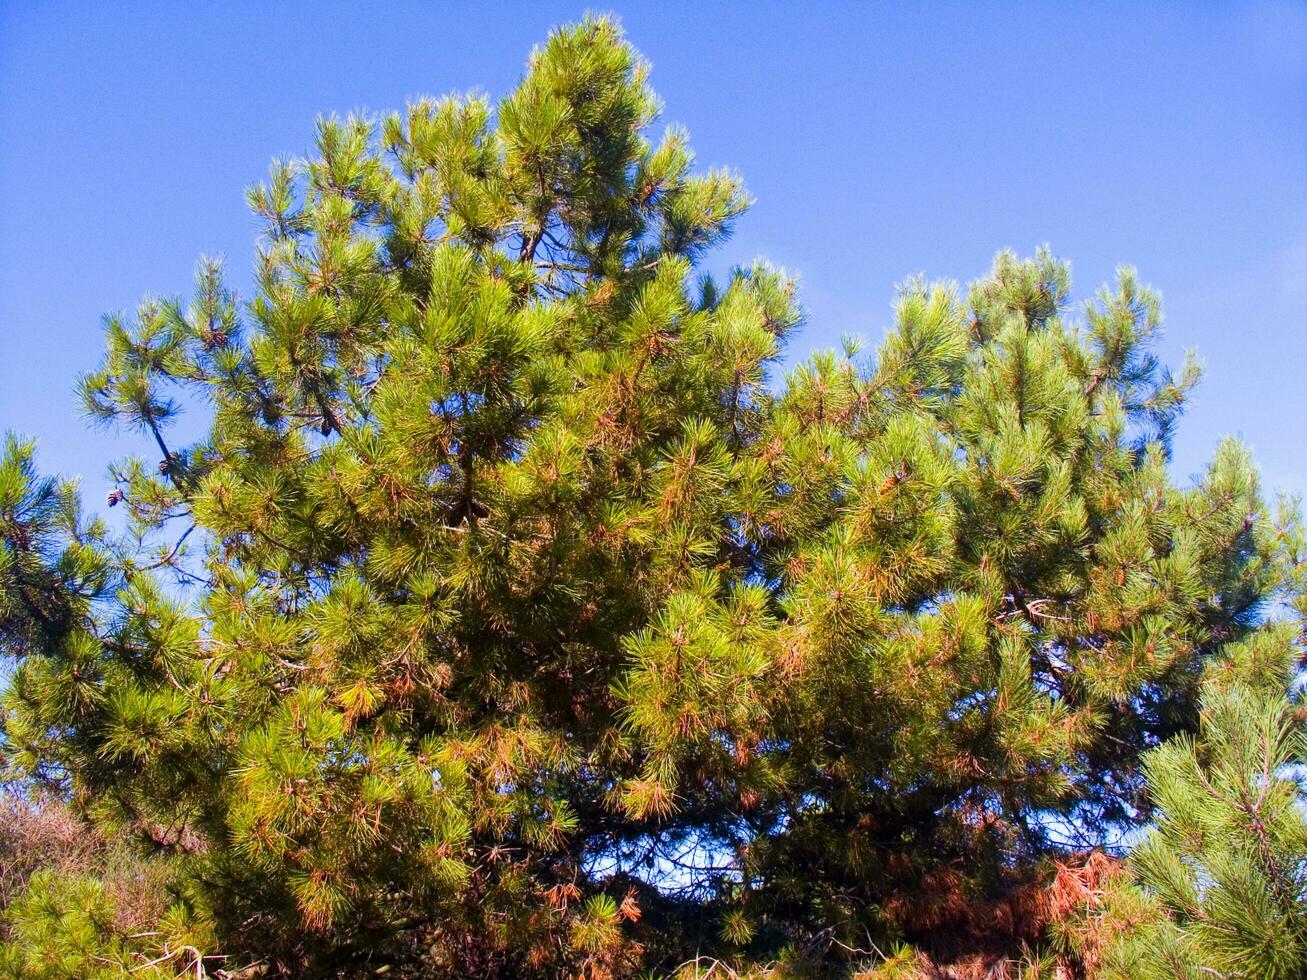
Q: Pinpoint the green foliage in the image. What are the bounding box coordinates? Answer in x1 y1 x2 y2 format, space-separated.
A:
1 16 1302 978
0 869 201 980
1082 684 1307 979
1 871 145 978
0 794 210 979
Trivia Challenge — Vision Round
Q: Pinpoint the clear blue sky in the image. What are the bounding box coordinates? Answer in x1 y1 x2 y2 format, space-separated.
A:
2 1 1304 508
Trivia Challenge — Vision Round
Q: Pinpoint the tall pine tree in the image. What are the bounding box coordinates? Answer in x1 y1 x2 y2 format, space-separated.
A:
1 16 1301 978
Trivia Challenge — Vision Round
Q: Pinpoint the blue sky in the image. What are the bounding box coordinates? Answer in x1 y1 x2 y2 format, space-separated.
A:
2 1 1304 508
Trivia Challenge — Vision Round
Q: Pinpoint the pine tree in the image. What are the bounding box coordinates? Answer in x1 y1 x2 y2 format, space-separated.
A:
697 255 1289 968
1 16 1301 978
1047 673 1306 980
1106 684 1307 979
1049 517 1307 980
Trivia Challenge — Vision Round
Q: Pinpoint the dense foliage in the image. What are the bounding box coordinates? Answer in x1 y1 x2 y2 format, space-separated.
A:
1 18 1302 978
1080 683 1307 979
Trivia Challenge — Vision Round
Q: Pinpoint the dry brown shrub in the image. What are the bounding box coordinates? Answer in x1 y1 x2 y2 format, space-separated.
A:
0 791 172 935
877 852 1125 979
1039 851 1128 979
0 792 104 908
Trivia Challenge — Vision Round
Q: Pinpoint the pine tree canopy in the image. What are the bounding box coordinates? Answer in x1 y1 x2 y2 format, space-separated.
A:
1 16 1303 979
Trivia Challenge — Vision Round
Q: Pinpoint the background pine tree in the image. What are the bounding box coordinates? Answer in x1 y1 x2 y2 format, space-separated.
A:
0 16 1301 978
